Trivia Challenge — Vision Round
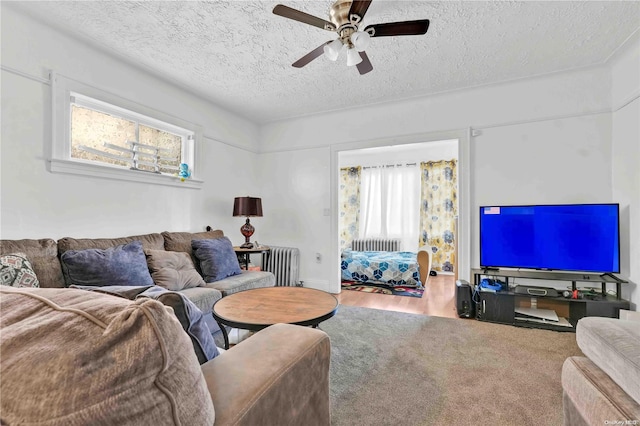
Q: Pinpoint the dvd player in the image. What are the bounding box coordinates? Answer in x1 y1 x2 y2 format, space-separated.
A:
514 285 559 297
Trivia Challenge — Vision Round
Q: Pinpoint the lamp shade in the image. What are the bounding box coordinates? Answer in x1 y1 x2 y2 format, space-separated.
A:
350 31 370 52
233 197 263 217
346 47 363 66
323 38 344 61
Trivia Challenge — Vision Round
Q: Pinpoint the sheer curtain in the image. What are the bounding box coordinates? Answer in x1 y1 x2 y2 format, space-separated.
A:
359 164 421 252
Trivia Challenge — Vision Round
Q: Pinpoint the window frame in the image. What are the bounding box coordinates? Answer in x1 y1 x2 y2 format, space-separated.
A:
51 72 203 189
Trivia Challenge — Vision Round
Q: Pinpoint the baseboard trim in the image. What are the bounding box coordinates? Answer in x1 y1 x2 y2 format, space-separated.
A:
300 279 331 292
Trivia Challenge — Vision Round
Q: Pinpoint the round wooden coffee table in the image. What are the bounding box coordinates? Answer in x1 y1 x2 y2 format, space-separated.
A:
212 287 338 349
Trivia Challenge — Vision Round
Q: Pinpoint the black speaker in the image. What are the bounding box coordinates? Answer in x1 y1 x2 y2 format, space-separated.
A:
455 280 475 318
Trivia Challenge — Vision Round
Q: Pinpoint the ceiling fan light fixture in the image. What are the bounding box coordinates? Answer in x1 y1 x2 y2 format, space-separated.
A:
350 31 370 52
346 47 363 66
323 38 343 61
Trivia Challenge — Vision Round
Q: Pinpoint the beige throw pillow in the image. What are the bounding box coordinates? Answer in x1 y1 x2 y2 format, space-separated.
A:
145 249 205 290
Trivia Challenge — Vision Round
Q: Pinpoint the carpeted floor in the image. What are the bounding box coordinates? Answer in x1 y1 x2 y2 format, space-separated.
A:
321 305 582 426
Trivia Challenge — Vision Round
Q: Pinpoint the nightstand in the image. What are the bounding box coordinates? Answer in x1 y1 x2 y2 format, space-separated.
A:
233 246 271 270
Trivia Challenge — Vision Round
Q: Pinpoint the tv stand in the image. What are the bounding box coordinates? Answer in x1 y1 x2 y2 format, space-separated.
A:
472 268 629 332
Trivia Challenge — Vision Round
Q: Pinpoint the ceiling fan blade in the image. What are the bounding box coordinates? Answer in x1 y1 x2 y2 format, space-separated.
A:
273 4 336 31
348 0 373 23
356 51 373 75
292 42 331 68
365 19 430 37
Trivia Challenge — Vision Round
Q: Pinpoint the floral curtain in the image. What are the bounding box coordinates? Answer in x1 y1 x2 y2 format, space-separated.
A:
419 160 458 272
339 166 361 251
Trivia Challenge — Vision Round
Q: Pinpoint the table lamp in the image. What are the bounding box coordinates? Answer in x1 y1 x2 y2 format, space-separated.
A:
233 196 263 249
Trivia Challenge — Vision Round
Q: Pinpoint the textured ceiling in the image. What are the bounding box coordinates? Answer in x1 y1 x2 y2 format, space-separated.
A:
11 1 640 124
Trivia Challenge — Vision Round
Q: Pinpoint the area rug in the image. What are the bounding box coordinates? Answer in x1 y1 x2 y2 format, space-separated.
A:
341 280 424 298
321 305 582 426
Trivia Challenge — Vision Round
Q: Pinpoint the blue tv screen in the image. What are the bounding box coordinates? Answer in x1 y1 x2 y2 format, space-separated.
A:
480 204 620 273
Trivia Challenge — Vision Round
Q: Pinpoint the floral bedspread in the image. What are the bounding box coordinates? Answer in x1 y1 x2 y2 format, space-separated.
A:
341 250 422 288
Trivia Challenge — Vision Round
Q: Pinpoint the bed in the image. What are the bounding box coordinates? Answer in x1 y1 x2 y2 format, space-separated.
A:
340 246 432 289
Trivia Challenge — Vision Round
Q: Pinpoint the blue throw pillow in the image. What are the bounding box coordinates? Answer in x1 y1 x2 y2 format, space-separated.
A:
192 237 241 283
60 240 154 287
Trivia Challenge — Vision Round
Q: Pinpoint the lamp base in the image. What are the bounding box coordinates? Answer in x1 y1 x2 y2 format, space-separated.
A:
240 218 255 249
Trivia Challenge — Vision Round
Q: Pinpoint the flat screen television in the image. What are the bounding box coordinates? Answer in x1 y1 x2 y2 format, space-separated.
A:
480 203 620 273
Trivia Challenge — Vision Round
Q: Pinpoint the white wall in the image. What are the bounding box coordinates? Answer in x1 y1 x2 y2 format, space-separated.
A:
1 5 260 241
339 139 458 167
260 67 610 151
611 32 640 309
260 66 617 294
256 147 331 289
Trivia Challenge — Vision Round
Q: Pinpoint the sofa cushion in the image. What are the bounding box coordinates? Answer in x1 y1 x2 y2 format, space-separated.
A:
57 232 165 255
0 253 39 288
179 286 223 313
70 285 220 363
576 317 640 404
139 286 219 363
162 229 224 254
0 239 64 288
205 270 275 296
60 240 154 287
192 237 241 283
0 287 215 425
162 230 225 274
145 249 205 290
562 356 640 424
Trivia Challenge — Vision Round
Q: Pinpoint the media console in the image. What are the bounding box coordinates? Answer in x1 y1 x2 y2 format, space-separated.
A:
471 268 629 332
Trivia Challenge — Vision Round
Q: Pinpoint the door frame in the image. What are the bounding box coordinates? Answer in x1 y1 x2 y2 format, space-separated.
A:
329 128 471 293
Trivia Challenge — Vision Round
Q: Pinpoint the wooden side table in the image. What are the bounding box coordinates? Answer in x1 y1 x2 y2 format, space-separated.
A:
233 246 271 270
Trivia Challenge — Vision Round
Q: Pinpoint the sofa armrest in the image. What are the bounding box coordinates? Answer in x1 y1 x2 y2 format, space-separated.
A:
201 323 331 426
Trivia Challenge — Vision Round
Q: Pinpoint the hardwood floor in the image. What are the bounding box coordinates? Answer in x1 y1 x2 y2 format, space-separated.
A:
334 274 458 318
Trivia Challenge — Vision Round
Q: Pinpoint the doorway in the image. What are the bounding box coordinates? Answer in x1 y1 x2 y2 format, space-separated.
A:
329 129 471 295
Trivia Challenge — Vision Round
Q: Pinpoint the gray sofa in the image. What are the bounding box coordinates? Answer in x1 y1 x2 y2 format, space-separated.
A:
1 229 274 328
0 229 332 425
562 316 640 425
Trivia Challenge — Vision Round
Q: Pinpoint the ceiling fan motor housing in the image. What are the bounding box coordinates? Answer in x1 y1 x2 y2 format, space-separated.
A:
330 0 361 47
329 0 353 28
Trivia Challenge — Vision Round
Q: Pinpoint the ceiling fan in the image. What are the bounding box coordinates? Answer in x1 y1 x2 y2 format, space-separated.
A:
272 0 430 75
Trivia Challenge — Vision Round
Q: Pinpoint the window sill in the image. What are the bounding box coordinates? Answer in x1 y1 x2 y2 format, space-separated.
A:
49 159 203 189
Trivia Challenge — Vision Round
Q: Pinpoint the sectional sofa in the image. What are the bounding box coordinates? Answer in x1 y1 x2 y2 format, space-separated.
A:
0 229 332 425
562 316 640 424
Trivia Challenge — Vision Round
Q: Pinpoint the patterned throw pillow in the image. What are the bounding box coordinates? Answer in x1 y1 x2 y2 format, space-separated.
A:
0 253 40 287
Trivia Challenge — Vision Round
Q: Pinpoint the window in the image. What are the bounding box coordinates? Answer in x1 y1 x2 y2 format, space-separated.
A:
51 73 202 188
70 94 191 175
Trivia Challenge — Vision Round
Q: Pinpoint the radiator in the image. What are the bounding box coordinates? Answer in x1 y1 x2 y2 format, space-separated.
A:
262 246 300 287
351 238 401 251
